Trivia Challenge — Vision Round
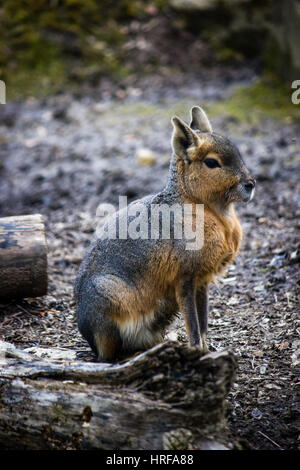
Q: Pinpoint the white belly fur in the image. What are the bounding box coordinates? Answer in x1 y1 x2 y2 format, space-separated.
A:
118 311 163 349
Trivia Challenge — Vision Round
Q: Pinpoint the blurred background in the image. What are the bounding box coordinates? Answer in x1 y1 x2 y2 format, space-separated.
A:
1 0 300 98
0 0 299 451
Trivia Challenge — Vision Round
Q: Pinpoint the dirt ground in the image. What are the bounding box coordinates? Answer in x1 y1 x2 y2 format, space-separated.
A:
0 61 299 450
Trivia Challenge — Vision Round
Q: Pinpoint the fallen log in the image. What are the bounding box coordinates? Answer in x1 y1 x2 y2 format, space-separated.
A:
0 214 48 300
0 340 237 450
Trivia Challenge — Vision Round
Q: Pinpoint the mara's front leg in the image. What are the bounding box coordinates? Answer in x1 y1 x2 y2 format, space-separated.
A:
196 284 209 353
176 278 201 348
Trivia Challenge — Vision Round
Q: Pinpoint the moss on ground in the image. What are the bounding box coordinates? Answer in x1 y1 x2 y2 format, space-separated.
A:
207 75 300 125
0 0 167 100
102 76 300 133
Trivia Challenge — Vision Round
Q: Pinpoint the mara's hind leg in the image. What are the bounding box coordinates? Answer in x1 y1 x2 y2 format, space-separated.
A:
196 285 209 353
76 276 122 362
150 295 179 341
93 320 122 362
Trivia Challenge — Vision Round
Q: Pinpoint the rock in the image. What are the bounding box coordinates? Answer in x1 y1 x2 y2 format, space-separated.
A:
136 148 157 166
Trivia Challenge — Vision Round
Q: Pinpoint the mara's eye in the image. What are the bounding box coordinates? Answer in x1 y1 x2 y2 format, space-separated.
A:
204 158 221 169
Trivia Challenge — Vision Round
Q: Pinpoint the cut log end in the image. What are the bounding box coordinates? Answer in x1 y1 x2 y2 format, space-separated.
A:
0 214 48 300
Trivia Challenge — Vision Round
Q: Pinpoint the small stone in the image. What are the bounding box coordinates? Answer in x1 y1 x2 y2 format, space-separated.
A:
251 408 263 419
165 331 178 341
200 441 229 450
136 148 156 166
163 428 194 450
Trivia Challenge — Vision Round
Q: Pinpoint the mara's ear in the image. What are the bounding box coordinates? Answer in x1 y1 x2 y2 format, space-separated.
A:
171 116 201 161
190 106 213 133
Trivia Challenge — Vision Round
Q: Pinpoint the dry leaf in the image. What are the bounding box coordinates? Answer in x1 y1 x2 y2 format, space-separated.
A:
276 341 289 351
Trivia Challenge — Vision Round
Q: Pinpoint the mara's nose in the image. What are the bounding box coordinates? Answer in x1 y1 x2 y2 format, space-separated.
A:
244 179 256 192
